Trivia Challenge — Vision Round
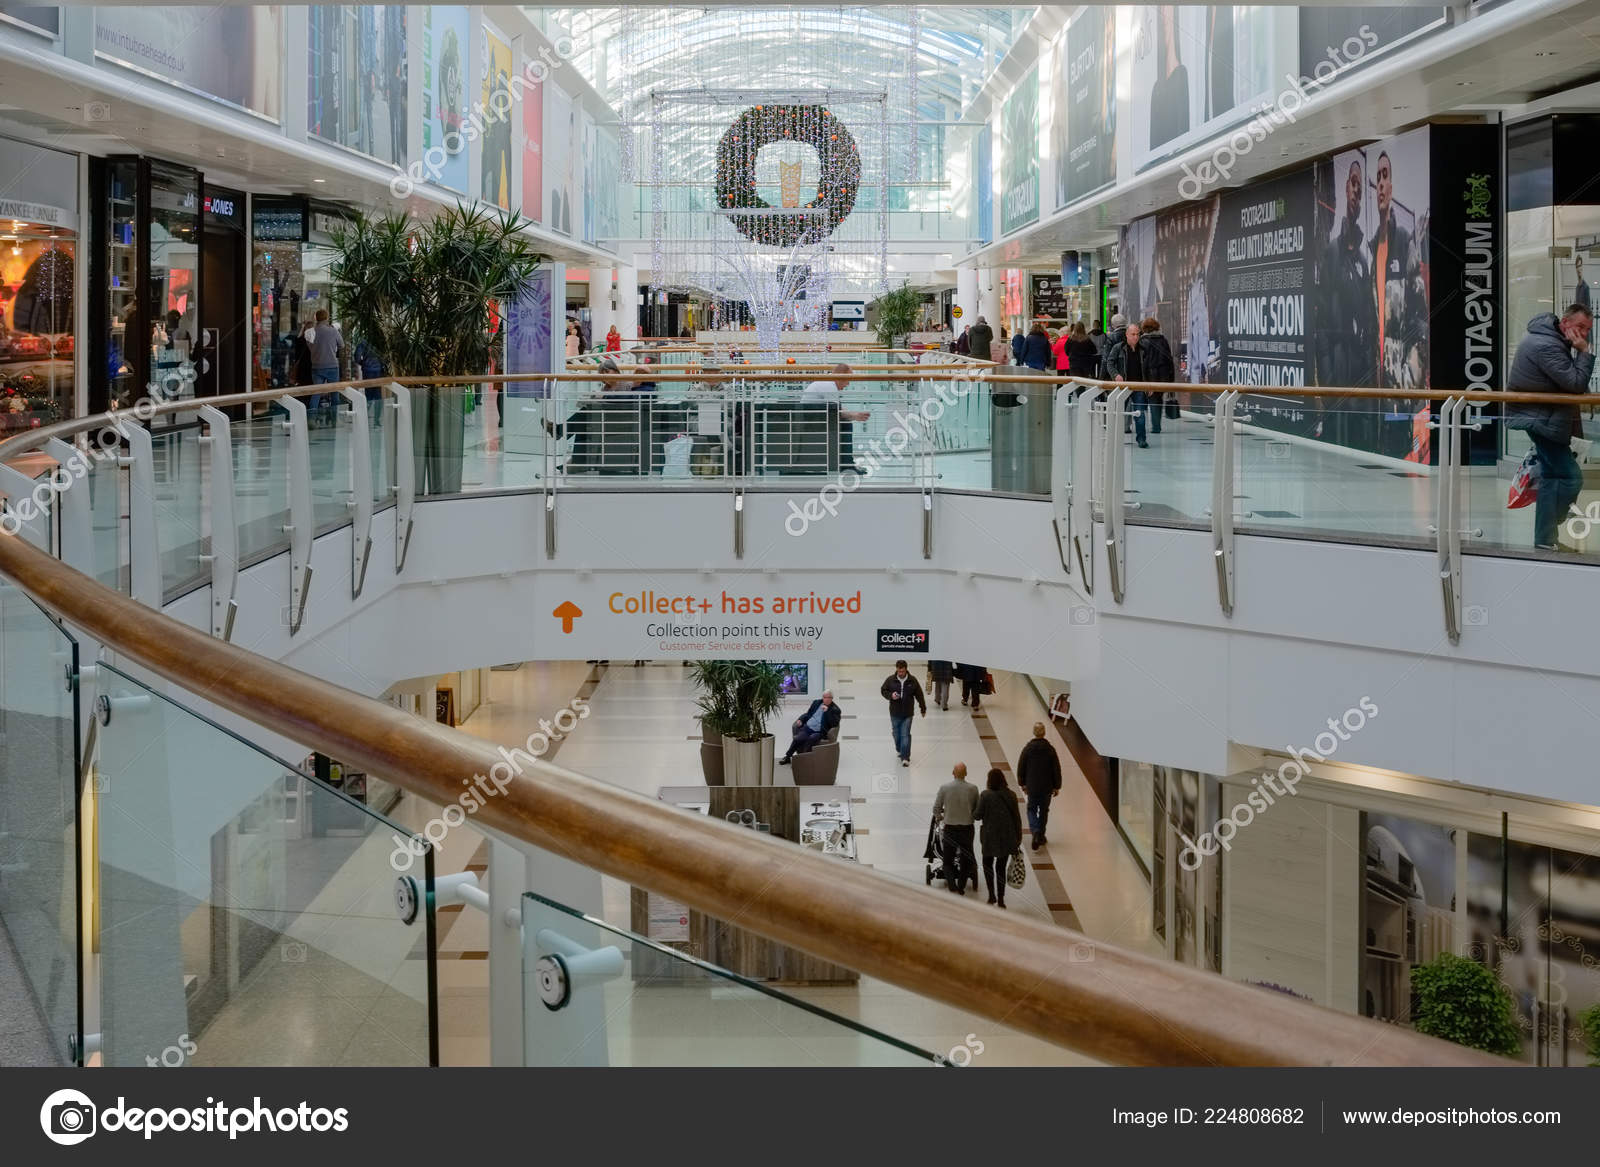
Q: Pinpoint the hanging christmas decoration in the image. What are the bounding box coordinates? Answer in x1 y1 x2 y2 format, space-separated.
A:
714 105 860 249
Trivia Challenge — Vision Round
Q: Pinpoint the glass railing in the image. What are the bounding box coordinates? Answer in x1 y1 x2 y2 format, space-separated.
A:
522 891 940 1067
93 663 436 1067
0 584 81 1064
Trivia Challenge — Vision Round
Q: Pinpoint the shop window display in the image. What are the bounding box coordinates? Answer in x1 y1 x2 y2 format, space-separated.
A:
0 227 74 429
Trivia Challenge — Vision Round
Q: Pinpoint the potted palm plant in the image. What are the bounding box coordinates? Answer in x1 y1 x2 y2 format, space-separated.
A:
871 282 924 350
329 204 544 494
689 661 784 787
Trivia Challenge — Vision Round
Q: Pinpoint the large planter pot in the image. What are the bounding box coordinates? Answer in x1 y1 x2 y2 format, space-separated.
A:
699 742 725 786
721 734 775 787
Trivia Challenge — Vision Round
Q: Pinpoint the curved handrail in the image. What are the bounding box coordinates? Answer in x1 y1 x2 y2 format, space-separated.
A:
0 461 1499 1065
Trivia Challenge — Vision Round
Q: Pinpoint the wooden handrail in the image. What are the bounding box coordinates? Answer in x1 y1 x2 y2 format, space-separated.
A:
0 529 1500 1065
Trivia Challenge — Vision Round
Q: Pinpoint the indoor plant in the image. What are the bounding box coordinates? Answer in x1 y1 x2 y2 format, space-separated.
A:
689 661 784 786
1408 952 1522 1058
329 204 544 494
871 282 923 350
1579 1002 1600 1066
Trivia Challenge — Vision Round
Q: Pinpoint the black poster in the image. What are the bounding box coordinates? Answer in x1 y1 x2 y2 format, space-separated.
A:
1297 7 1448 90
1058 5 1116 207
1217 171 1315 433
1428 123 1501 462
1031 273 1073 320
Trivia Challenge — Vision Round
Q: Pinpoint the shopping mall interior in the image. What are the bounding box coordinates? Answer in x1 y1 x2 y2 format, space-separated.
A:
4 2 1600 1098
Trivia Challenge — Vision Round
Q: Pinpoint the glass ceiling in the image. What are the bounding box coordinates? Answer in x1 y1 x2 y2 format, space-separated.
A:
525 6 1036 123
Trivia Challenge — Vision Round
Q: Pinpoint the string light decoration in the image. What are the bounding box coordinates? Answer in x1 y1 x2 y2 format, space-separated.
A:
715 105 860 248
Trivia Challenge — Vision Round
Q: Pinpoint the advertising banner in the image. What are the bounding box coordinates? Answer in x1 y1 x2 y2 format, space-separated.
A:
545 84 578 237
1128 5 1282 172
95 7 282 120
506 268 554 397
592 127 621 242
0 6 58 36
1310 127 1431 458
1118 199 1220 383
1297 7 1448 89
975 124 994 245
1000 66 1039 236
520 41 543 221
1219 171 1315 432
480 22 513 210
1056 6 1117 208
308 6 408 165
421 6 470 193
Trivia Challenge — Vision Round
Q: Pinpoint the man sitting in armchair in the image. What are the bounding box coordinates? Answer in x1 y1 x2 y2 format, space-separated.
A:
779 690 842 765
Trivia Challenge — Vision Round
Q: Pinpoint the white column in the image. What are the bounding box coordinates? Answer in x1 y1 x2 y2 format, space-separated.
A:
955 267 979 332
614 264 639 338
978 268 1002 332
587 267 615 345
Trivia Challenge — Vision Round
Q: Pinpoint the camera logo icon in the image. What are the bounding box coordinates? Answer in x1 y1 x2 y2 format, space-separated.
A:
1463 605 1488 627
1068 941 1096 963
40 1088 97 1145
1069 605 1095 627
1264 441 1291 460
871 772 898 794
281 940 308 963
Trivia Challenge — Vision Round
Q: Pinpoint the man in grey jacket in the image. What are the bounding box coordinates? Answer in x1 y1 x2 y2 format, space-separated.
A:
968 316 994 361
933 762 980 895
1507 306 1594 549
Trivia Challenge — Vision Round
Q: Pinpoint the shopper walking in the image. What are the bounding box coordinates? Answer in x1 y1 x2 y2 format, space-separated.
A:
1089 319 1107 359
880 659 927 767
956 662 987 713
1098 312 1128 380
927 659 954 711
304 310 343 427
1065 322 1099 381
1016 722 1063 849
968 315 993 361
605 325 622 353
1105 322 1151 447
1507 305 1595 549
1139 316 1176 436
933 762 980 896
974 768 1023 907
1020 322 1053 371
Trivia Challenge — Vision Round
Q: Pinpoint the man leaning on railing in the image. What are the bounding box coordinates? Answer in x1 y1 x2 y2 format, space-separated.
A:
1507 304 1595 550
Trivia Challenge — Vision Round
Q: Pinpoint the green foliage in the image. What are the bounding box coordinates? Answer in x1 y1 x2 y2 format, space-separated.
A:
689 661 784 742
1409 952 1522 1058
1579 1003 1600 1067
328 203 544 380
871 282 924 349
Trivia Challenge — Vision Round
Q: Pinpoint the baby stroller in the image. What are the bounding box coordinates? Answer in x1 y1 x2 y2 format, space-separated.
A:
924 807 979 892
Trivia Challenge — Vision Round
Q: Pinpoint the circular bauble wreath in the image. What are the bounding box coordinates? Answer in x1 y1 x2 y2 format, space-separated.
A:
715 105 860 248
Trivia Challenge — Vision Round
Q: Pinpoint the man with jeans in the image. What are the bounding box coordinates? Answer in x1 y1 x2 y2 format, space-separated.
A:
1016 722 1063 850
933 762 979 895
880 659 926 767
305 309 344 427
1507 306 1594 549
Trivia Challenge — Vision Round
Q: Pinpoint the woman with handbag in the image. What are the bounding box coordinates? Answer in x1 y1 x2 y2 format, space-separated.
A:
974 768 1023 908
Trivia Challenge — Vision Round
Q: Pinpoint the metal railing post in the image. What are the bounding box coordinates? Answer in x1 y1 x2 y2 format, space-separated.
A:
1436 396 1463 644
122 423 161 607
1071 385 1103 593
339 389 374 599
276 395 313 635
45 437 91 574
388 383 416 571
1050 382 1075 574
1211 390 1238 617
1103 387 1131 604
196 406 238 641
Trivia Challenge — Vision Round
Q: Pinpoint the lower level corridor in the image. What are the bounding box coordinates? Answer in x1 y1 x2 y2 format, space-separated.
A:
408 657 1158 1066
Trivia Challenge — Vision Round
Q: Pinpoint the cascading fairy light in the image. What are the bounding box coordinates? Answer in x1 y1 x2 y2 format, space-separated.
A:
649 92 665 297
905 5 920 183
617 6 635 182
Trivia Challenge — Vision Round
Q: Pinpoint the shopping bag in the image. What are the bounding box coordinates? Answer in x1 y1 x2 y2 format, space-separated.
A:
1507 449 1539 510
1165 396 1181 420
1006 850 1027 889
981 670 997 696
662 433 693 479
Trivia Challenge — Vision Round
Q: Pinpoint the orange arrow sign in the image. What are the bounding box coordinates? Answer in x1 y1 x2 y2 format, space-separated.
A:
552 601 583 633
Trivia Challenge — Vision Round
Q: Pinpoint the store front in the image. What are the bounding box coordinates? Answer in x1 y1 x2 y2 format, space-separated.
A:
251 196 355 390
200 188 247 399
0 136 78 427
